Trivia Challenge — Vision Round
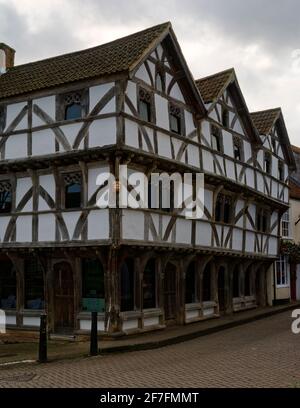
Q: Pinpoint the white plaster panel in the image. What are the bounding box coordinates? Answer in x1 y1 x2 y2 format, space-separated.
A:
185 110 195 136
246 204 256 230
6 315 17 325
200 120 211 143
87 209 109 240
202 150 214 173
135 63 151 85
88 165 110 200
62 211 81 240
89 118 116 147
5 102 27 131
246 168 255 189
125 119 139 149
142 127 155 152
233 117 245 135
226 159 236 180
155 94 169 130
125 81 137 114
245 231 255 253
16 177 32 211
5 133 28 159
172 137 182 158
0 216 10 242
187 144 200 167
16 216 32 242
204 189 213 217
223 130 233 156
89 82 115 112
38 214 56 242
39 174 55 206
32 129 56 156
232 228 243 251
148 60 155 83
256 172 264 193
169 82 185 103
122 210 144 241
269 237 278 256
157 132 172 158
196 222 212 247
243 141 252 162
272 156 278 178
235 200 244 228
58 123 83 150
32 96 56 127
176 219 191 244
156 44 163 59
165 72 173 91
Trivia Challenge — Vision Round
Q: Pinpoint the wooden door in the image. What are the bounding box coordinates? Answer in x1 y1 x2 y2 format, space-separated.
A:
218 267 226 313
54 262 74 333
164 263 177 321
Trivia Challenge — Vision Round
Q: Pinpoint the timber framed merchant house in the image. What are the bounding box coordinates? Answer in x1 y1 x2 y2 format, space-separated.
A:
0 23 296 336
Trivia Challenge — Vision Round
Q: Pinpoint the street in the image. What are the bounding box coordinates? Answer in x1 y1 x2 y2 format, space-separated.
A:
0 311 299 388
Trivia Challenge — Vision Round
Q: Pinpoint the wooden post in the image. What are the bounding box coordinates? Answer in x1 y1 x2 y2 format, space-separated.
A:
90 311 98 356
38 313 47 363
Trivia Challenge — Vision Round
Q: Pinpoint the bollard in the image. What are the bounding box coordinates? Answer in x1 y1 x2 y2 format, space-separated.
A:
38 313 47 363
90 311 98 356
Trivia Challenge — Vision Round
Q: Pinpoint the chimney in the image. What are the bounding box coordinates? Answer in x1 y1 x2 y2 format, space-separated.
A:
0 43 15 74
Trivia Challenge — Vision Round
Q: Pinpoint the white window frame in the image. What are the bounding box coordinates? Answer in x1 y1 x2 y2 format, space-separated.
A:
281 210 290 238
276 255 290 288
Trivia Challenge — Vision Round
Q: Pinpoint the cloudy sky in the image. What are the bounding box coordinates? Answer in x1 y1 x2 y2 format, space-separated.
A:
0 0 299 144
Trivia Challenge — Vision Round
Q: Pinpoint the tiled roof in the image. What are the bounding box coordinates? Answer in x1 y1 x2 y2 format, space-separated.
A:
290 179 300 200
195 68 234 103
0 22 170 99
250 108 281 135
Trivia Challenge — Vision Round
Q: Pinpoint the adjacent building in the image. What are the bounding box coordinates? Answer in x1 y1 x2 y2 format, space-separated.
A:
0 22 296 336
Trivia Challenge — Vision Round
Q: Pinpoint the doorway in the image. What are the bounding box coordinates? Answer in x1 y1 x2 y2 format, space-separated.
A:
53 262 74 333
164 263 177 323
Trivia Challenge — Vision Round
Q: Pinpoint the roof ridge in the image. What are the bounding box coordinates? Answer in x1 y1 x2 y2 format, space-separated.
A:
250 107 281 115
6 21 171 72
195 67 235 83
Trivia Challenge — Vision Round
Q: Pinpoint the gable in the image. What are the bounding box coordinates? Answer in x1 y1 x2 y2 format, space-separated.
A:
130 30 206 117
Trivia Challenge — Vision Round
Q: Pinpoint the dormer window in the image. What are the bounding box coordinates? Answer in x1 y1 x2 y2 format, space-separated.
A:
64 93 82 120
138 88 153 122
211 125 222 152
169 104 182 134
264 152 272 174
57 90 88 122
233 136 243 161
0 181 12 213
222 107 229 128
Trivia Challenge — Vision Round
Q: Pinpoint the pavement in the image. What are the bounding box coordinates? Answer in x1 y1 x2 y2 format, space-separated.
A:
0 302 299 366
0 309 299 387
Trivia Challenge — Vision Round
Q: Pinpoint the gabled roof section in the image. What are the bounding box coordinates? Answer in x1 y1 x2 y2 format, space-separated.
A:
196 68 261 145
195 68 234 104
251 108 296 170
250 108 281 135
0 22 170 100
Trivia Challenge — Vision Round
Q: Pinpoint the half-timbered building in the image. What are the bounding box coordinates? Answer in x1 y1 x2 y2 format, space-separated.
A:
0 23 296 336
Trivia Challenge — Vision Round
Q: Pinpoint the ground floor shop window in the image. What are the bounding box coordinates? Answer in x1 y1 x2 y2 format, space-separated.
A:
143 259 156 309
244 267 252 296
233 266 240 298
82 259 105 312
120 258 135 312
24 259 45 309
276 255 290 287
0 261 16 309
